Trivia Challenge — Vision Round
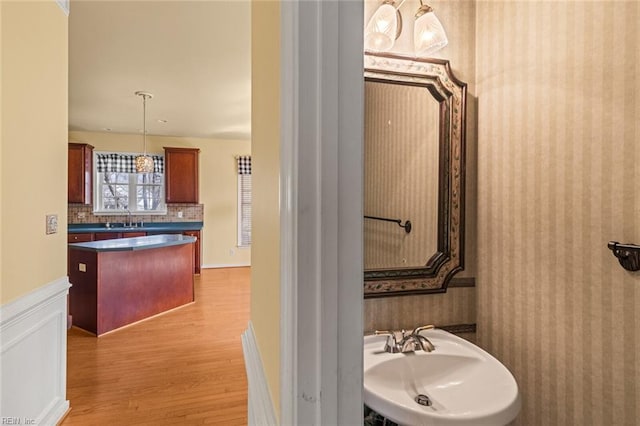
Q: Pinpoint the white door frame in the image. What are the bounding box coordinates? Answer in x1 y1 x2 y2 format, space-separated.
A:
280 1 364 424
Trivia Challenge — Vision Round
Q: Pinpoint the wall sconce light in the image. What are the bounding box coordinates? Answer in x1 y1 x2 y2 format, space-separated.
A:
364 0 448 56
364 0 402 52
414 0 448 56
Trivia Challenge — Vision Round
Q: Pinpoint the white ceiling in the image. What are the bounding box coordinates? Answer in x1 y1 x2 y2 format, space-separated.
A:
69 1 251 140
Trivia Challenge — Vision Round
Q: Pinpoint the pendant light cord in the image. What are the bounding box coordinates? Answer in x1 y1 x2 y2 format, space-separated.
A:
142 94 147 155
135 91 153 156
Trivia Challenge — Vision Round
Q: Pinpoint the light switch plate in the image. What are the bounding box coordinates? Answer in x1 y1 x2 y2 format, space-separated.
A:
46 214 58 234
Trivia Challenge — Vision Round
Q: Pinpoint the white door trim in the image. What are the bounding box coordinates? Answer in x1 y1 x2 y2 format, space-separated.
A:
279 0 298 424
280 1 364 424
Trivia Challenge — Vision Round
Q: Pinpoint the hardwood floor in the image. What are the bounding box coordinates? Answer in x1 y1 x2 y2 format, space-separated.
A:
61 267 250 426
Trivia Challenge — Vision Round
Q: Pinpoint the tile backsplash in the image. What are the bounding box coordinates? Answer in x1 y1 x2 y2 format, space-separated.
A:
68 203 203 224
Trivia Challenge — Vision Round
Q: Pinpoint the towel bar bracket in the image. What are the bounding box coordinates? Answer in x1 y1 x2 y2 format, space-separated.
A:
608 241 640 272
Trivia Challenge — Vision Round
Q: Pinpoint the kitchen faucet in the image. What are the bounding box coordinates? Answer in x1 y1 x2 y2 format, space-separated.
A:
374 325 436 353
125 209 133 227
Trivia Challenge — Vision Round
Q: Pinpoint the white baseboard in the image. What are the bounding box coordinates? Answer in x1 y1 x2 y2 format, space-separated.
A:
241 321 277 426
202 263 250 269
0 276 71 425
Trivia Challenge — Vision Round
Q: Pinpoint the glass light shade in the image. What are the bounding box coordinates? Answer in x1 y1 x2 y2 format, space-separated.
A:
414 11 448 56
364 3 399 52
135 155 154 173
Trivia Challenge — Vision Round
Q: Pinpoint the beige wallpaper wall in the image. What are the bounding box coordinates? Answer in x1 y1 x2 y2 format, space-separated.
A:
476 1 640 425
364 288 476 334
363 0 476 333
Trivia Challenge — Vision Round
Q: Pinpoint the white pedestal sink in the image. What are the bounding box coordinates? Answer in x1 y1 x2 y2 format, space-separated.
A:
364 329 520 425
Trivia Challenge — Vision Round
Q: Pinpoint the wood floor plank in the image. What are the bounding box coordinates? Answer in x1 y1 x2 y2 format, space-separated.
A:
61 267 250 425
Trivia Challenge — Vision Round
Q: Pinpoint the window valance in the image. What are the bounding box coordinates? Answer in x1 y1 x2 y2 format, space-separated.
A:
96 153 164 173
237 155 251 175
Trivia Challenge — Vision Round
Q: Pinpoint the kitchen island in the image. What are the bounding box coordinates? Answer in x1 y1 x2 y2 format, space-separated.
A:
68 234 196 336
68 221 203 274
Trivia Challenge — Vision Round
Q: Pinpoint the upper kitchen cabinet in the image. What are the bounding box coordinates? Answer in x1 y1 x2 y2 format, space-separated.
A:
164 147 200 203
68 143 94 204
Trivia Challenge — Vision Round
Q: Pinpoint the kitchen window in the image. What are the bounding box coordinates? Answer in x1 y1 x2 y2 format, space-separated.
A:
93 152 166 214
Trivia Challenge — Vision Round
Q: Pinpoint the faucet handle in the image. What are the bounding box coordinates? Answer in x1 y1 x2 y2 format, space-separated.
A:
412 324 435 335
374 330 401 353
374 330 395 339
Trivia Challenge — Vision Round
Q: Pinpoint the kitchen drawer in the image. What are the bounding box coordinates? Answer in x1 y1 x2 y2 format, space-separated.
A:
122 232 146 238
68 233 93 243
94 232 120 241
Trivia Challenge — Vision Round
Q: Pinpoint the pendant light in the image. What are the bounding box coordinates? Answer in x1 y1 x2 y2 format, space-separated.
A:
134 91 155 173
413 0 448 56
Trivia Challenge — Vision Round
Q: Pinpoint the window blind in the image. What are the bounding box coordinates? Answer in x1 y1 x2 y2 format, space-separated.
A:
237 156 252 247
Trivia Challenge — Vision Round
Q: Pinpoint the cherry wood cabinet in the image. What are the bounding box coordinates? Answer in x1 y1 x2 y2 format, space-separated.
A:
70 229 201 274
122 231 146 238
68 143 94 204
68 233 94 276
68 233 94 243
164 147 200 203
183 230 201 274
93 231 146 240
145 230 200 274
68 241 194 336
94 232 121 241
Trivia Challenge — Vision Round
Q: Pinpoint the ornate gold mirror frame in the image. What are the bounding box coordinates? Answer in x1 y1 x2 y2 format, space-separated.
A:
364 52 467 298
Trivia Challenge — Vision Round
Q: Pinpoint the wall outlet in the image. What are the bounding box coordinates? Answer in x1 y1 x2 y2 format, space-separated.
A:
78 212 86 219
46 214 58 234
230 248 235 256
177 211 183 218
78 263 86 272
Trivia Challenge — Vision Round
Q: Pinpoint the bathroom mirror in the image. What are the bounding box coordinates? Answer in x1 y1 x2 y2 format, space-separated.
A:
364 53 467 298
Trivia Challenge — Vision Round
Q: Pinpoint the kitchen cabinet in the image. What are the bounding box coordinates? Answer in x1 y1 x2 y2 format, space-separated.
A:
94 232 121 241
67 233 94 275
146 230 201 274
68 235 195 336
68 233 94 243
164 147 200 203
92 231 146 240
183 230 201 274
68 143 94 204
122 231 146 238
69 227 201 274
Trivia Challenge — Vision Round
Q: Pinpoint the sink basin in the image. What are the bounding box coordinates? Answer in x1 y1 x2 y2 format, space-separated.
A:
364 329 520 425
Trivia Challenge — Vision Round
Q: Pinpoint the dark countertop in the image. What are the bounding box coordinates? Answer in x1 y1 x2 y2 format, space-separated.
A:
68 234 197 252
68 221 203 233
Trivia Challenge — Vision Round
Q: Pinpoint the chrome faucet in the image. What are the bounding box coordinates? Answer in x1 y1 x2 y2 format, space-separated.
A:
125 209 133 227
375 330 402 353
375 325 436 354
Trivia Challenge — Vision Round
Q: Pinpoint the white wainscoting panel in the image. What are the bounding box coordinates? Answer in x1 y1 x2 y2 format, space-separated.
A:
241 321 277 426
0 276 70 425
